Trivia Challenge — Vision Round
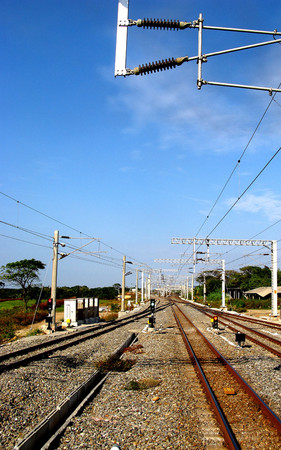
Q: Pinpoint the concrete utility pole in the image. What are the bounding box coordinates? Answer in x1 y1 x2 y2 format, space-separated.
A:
148 273 151 301
203 273 206 304
51 230 59 330
135 269 138 304
221 259 226 309
191 274 194 301
141 271 144 303
121 255 126 312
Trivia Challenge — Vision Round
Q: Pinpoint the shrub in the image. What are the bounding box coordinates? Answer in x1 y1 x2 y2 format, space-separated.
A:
95 355 136 373
27 328 43 337
110 303 120 312
124 378 161 390
232 299 247 313
0 318 15 344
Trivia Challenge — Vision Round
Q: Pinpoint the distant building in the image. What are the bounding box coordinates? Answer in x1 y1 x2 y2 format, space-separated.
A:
226 287 243 299
244 287 281 299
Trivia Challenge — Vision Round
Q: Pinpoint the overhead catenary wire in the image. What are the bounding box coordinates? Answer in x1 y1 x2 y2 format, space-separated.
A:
206 146 281 238
0 192 151 271
195 84 281 238
0 219 53 241
175 138 281 280
0 233 52 249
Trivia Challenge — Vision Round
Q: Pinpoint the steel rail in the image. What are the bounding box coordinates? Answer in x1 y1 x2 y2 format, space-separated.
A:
14 333 137 450
181 299 281 330
210 313 281 358
182 301 281 357
171 305 239 449
219 309 281 330
174 303 281 433
0 302 166 373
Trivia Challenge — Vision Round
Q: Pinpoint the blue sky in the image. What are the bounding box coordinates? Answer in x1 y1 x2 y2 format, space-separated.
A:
1 0 281 289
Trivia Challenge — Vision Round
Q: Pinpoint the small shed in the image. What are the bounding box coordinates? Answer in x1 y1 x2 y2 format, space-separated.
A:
63 297 100 327
244 287 281 299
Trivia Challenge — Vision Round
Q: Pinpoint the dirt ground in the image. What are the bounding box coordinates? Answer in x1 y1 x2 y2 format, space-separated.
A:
15 311 65 338
243 309 281 322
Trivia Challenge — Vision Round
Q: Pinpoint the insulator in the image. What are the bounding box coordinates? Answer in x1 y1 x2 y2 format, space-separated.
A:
136 18 190 30
136 58 177 75
132 56 188 76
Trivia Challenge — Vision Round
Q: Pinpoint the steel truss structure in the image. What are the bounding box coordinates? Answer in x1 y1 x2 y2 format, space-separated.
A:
172 237 278 317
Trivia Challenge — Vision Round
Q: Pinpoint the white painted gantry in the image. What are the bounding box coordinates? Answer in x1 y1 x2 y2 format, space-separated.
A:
172 238 278 317
115 0 281 94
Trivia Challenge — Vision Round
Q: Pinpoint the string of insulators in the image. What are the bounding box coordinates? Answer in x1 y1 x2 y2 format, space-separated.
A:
132 56 188 76
136 18 191 30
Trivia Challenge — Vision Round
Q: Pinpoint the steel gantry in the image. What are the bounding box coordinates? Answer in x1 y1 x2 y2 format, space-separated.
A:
172 237 278 317
115 0 281 94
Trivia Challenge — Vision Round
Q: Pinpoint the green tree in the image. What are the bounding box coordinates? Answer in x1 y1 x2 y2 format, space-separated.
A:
0 259 45 311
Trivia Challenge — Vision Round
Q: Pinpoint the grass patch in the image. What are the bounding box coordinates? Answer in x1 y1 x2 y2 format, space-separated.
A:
124 378 161 391
95 355 136 373
0 319 16 344
122 344 144 354
26 328 43 337
0 299 35 310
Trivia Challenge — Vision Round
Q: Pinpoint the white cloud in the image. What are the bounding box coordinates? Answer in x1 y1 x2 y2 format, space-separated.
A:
227 191 281 222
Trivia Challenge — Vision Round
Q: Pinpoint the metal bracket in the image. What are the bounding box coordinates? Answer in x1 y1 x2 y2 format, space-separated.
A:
114 0 281 93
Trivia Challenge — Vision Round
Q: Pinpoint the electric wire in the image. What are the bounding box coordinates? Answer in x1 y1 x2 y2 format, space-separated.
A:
0 220 53 241
195 84 281 238
30 254 52 328
206 146 281 237
0 233 52 249
0 191 94 238
0 193 151 270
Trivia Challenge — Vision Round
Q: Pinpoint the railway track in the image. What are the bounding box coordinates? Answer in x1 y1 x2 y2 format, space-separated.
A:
178 299 281 357
1 303 155 450
0 303 164 373
172 302 281 448
1 298 280 449
14 333 138 450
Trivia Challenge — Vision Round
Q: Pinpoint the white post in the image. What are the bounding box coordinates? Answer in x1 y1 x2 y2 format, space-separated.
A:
148 273 151 301
121 255 126 312
135 269 138 304
203 273 206 304
51 230 59 330
141 271 144 303
115 0 129 76
192 238 196 301
145 277 148 301
221 259 226 309
271 240 278 316
197 13 203 89
186 275 189 300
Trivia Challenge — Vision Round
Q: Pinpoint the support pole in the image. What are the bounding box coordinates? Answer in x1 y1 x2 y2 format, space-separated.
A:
141 271 144 303
121 255 126 312
221 259 226 309
203 273 206 303
197 13 203 89
51 230 59 331
135 269 138 304
271 240 278 317
145 277 148 301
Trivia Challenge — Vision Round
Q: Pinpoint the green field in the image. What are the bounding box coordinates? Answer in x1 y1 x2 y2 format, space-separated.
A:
0 299 35 310
0 299 64 312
